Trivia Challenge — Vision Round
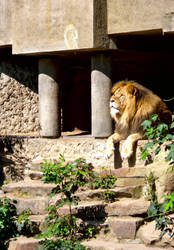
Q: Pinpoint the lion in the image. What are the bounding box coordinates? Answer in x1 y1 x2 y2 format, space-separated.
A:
106 80 172 160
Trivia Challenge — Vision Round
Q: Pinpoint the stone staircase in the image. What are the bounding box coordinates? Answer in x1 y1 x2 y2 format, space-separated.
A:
1 156 172 250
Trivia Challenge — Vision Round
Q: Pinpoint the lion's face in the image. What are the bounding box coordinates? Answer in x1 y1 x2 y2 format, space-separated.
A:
109 87 127 118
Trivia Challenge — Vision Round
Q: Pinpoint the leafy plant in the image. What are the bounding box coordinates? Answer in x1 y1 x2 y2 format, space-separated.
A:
0 198 18 249
38 239 86 250
90 174 116 190
140 113 174 162
16 209 33 235
141 111 174 239
37 156 117 249
0 198 33 249
147 194 174 239
99 190 116 203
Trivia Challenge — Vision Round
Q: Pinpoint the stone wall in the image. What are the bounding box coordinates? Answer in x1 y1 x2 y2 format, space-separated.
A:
0 57 39 135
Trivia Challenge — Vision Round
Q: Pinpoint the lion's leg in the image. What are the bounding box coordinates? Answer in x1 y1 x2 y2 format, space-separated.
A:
106 133 123 159
121 133 142 160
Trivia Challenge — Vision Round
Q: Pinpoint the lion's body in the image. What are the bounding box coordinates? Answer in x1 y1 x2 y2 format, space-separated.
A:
106 80 172 159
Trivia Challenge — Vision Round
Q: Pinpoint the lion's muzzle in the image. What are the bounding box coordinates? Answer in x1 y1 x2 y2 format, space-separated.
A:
110 99 119 115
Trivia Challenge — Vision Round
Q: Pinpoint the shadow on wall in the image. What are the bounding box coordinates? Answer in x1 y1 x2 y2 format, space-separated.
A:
0 56 38 93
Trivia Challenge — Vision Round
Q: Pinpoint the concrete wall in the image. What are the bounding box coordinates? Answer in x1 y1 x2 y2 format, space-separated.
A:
12 0 94 54
0 0 173 54
108 0 174 34
0 0 12 46
0 57 39 135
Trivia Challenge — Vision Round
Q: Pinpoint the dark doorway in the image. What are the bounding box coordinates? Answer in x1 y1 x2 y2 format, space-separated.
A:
62 66 91 135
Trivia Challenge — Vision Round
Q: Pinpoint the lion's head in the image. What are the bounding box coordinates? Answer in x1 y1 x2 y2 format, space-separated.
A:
110 80 172 135
110 81 142 121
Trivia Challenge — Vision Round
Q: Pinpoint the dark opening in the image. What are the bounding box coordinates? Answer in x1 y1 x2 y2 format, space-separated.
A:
111 31 174 111
61 64 91 136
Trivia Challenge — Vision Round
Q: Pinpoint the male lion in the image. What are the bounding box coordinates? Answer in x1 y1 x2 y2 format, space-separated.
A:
106 80 172 160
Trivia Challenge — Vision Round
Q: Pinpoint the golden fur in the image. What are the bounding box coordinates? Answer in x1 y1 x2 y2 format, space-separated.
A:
106 80 172 159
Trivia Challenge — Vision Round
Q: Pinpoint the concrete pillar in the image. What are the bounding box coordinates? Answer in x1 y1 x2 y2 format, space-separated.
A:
91 54 112 137
39 58 61 138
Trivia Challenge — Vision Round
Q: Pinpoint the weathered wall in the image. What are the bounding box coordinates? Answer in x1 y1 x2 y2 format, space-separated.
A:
12 0 94 54
0 0 12 46
108 0 174 34
0 57 39 135
1 0 174 53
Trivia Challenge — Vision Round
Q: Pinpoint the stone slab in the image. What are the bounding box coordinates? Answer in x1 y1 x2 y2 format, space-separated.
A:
108 216 143 239
8 236 41 250
106 198 150 217
2 180 56 197
5 195 49 214
83 239 165 250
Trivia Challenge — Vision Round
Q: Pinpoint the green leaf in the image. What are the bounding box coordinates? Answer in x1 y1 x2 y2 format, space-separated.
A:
150 114 159 122
141 119 152 130
165 150 174 162
155 146 161 155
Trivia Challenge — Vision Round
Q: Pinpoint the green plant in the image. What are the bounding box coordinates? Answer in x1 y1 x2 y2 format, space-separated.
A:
99 190 116 203
37 239 86 250
0 197 34 249
37 156 116 249
141 112 174 239
16 209 33 235
140 113 174 162
90 174 116 190
0 198 18 249
147 193 174 239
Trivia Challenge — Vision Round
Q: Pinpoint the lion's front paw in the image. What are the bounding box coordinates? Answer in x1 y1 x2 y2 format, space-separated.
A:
121 142 133 160
106 137 115 159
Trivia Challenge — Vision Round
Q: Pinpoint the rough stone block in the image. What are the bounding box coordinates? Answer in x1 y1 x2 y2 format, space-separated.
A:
105 198 150 216
8 236 40 250
108 216 143 239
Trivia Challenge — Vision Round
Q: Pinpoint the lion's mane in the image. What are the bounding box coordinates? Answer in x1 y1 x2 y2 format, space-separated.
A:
106 80 172 160
110 80 172 138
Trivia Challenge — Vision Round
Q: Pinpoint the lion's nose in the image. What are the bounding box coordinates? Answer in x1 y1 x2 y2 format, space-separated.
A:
110 99 115 107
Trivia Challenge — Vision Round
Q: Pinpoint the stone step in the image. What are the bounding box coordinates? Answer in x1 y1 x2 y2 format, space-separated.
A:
29 215 144 241
28 158 147 175
57 198 150 219
26 157 146 186
83 239 165 250
1 179 144 199
8 237 165 250
2 191 150 217
2 179 56 197
8 236 41 250
4 194 49 214
28 215 143 240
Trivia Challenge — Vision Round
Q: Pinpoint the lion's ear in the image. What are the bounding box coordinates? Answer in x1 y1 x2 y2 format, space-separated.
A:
127 85 139 97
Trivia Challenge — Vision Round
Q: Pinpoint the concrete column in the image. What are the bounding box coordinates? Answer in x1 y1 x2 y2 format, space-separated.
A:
39 58 61 138
91 54 112 137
